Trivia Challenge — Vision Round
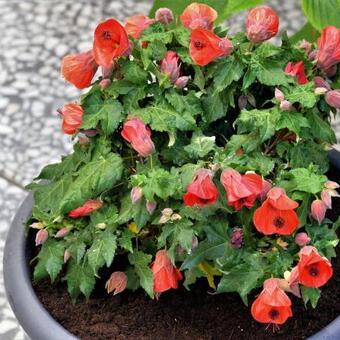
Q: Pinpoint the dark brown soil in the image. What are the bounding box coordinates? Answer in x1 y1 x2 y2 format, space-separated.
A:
34 167 340 340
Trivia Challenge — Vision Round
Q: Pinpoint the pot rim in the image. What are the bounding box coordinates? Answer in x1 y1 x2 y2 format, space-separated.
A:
3 150 340 340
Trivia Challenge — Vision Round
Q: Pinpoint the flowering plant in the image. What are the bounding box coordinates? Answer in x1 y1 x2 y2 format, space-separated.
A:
28 3 340 328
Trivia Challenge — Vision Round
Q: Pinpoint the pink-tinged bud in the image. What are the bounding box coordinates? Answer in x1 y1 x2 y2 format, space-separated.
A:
324 180 340 189
146 201 157 215
55 227 70 239
171 213 182 221
35 229 48 246
326 90 340 109
295 232 311 247
321 189 332 209
299 40 312 55
130 186 143 204
191 235 199 250
325 65 338 78
285 267 301 298
315 87 328 95
160 51 181 84
311 199 327 225
280 100 293 111
30 222 44 229
78 132 90 145
247 93 256 107
159 208 173 224
105 272 127 295
230 228 244 249
102 64 114 78
64 250 71 263
82 128 98 137
155 8 174 25
174 76 189 89
308 49 318 61
275 88 285 102
238 95 248 110
259 179 272 202
313 76 331 90
99 79 111 90
162 208 173 217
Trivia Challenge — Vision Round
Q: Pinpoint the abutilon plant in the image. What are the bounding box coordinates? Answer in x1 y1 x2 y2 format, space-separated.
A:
27 3 340 330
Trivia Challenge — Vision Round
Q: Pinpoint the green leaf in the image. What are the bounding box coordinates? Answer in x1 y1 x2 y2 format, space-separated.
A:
276 111 310 135
222 0 265 20
87 229 117 274
184 132 216 159
173 27 190 47
287 168 327 194
193 66 205 91
81 98 123 135
285 83 317 108
128 251 154 298
33 239 65 283
202 91 226 123
289 22 320 44
66 260 96 302
307 112 337 144
255 59 288 86
301 0 340 32
140 22 173 44
67 239 87 264
118 229 135 253
301 286 321 308
121 61 148 84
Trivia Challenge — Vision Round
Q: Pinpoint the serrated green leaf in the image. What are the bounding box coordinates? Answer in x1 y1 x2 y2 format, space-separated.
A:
255 59 288 86
285 83 317 108
121 61 149 84
222 0 265 20
276 111 310 135
307 111 337 144
288 168 327 194
184 133 216 159
202 91 226 123
301 286 321 308
118 229 135 253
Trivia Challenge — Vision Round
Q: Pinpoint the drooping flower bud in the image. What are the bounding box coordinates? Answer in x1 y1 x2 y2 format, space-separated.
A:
99 79 111 90
171 213 182 221
159 208 173 224
313 76 331 90
64 250 71 263
315 87 328 95
295 232 311 247
311 199 327 225
146 201 157 215
325 180 340 189
247 93 256 107
174 76 189 89
325 65 338 78
125 15 155 39
82 129 98 137
35 229 48 246
299 40 312 55
105 271 128 295
122 40 133 57
130 186 143 204
55 227 70 239
30 222 44 229
308 49 318 61
155 8 174 25
230 228 244 249
326 90 340 109
238 95 248 110
60 103 84 135
160 51 181 84
321 188 340 209
275 88 285 102
280 100 293 111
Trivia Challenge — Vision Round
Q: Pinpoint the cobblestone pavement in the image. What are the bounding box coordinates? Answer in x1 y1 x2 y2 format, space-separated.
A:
0 1 338 339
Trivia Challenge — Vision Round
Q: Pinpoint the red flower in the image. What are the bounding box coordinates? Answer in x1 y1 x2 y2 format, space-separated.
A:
246 6 279 43
60 50 98 89
251 278 293 325
121 117 155 157
180 3 217 30
125 15 155 39
160 50 181 83
183 169 218 207
285 61 308 85
60 103 84 135
317 26 340 73
253 187 300 235
68 198 103 218
93 19 129 68
298 246 333 288
189 29 232 66
220 168 263 210
151 250 183 293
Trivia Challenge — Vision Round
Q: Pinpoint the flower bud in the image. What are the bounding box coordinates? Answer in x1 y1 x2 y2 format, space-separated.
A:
171 213 182 221
99 79 111 90
30 222 44 229
315 87 328 95
123 40 133 57
326 90 340 109
311 199 327 225
102 64 114 78
130 186 143 204
280 100 293 111
160 51 181 84
96 223 107 230
295 232 311 247
162 208 173 217
247 93 256 107
174 76 189 89
55 227 70 239
321 189 332 209
64 250 71 263
308 49 318 61
324 180 340 189
105 271 127 295
325 65 338 78
78 132 90 145
275 88 285 102
238 95 248 110
155 8 174 25
313 76 331 90
187 236 199 255
146 201 157 215
299 40 312 55
230 228 244 249
35 229 48 246
82 129 98 137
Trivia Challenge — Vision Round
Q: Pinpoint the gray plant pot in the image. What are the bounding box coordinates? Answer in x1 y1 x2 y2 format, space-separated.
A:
3 150 340 340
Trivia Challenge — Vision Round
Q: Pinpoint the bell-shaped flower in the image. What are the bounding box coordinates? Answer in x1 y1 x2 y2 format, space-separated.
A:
105 271 127 295
180 3 217 30
68 198 103 218
59 103 84 135
285 61 308 85
125 15 155 39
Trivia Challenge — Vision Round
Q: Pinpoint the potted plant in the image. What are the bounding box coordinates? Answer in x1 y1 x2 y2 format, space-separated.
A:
4 2 340 339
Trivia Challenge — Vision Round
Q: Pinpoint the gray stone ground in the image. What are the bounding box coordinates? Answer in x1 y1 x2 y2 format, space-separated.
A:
0 1 338 339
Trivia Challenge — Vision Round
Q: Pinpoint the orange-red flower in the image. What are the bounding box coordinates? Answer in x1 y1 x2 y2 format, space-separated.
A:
93 19 129 68
285 61 308 85
246 6 279 43
297 246 333 288
180 3 217 30
68 198 103 218
251 278 293 325
125 15 155 39
189 28 232 66
151 250 183 293
60 103 84 135
183 169 218 207
61 50 98 89
121 117 155 157
220 168 263 210
317 26 340 73
253 187 300 235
